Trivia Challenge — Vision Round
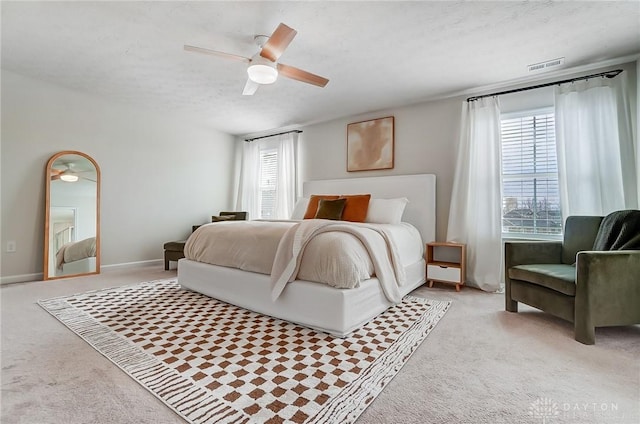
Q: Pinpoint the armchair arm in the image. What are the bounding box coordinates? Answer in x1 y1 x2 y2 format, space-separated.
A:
575 250 640 325
504 241 563 269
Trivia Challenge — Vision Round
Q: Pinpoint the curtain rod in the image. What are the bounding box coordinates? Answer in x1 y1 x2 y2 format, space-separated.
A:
466 69 623 102
244 130 302 142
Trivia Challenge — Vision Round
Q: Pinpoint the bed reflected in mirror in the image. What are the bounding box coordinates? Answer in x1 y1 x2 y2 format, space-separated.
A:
44 151 100 280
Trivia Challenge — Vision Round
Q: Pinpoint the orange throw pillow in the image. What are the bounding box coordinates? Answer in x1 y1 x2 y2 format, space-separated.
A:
303 195 340 219
339 194 371 222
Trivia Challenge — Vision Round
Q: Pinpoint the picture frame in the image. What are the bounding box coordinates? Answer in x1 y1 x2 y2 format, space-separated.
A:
347 116 394 172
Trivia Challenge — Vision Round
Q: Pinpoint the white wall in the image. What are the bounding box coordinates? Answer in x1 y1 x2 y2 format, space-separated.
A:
296 62 638 243
1 71 236 282
299 97 463 241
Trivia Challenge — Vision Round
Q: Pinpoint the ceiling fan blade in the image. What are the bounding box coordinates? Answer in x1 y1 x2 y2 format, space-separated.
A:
260 23 297 62
51 167 70 180
277 63 329 87
184 45 250 63
242 78 259 96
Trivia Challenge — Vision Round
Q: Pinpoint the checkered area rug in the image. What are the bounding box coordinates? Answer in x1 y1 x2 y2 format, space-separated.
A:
39 279 450 424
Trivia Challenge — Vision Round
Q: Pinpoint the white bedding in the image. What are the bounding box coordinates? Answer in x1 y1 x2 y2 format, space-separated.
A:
184 219 423 296
56 237 96 270
270 220 420 303
184 220 292 274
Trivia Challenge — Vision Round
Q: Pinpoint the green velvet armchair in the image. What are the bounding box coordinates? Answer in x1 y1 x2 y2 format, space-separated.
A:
504 215 640 344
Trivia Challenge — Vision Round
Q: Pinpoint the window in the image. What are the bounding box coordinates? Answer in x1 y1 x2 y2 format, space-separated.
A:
258 147 277 219
501 108 562 236
239 133 297 220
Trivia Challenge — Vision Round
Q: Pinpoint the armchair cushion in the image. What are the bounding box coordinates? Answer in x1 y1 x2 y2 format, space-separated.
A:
562 216 603 264
509 264 576 296
505 241 562 267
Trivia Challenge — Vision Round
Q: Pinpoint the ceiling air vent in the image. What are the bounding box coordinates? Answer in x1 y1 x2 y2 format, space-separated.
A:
528 57 565 73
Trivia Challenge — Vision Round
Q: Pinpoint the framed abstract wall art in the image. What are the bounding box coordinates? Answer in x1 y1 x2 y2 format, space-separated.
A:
347 116 394 172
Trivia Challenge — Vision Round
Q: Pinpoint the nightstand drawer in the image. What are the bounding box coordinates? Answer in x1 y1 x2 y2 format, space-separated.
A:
427 264 461 283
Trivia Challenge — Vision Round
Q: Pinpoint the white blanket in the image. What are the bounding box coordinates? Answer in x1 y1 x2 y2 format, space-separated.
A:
270 220 406 303
184 221 377 288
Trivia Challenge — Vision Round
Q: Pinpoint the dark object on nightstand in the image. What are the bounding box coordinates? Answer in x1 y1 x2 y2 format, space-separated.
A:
164 211 248 270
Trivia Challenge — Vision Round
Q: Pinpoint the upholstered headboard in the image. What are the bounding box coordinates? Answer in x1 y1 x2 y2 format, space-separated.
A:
303 174 436 243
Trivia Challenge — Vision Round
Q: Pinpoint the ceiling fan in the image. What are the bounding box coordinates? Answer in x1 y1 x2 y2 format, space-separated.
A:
51 164 96 183
184 23 329 95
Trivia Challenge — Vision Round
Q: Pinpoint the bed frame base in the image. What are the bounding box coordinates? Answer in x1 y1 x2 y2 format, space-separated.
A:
178 259 425 337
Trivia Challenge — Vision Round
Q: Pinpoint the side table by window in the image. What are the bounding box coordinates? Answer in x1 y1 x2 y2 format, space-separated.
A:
426 242 466 292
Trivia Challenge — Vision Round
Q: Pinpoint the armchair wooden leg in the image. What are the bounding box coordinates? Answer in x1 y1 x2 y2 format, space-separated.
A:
164 255 170 271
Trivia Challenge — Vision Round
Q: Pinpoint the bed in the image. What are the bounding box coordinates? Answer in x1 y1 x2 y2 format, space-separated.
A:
55 237 97 276
57 257 97 276
178 174 436 336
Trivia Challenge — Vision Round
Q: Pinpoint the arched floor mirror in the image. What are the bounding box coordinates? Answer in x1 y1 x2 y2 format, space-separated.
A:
44 151 100 280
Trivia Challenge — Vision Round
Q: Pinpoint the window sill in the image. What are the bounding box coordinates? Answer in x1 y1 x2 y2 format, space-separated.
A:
502 233 562 242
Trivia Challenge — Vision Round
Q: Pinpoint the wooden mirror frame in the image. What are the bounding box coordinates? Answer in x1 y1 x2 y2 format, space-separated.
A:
44 151 101 280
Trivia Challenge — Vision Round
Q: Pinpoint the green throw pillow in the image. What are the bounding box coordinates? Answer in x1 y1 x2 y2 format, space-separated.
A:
315 198 346 220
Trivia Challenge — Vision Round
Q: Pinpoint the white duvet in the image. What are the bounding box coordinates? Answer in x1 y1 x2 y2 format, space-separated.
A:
56 236 97 270
184 219 423 297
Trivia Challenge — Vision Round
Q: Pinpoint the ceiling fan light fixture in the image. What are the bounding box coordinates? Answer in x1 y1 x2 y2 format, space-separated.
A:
247 54 278 84
60 174 79 182
247 64 278 84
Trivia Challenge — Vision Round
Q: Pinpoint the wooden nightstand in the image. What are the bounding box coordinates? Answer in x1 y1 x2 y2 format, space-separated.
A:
426 242 466 292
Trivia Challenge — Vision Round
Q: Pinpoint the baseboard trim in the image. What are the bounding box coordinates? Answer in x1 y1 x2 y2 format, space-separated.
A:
1 259 164 285
100 259 163 272
0 272 45 286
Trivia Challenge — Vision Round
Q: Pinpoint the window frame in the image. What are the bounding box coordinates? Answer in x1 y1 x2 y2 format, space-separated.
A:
500 107 563 241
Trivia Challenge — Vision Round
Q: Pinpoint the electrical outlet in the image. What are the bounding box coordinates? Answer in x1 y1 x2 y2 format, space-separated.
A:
7 241 16 252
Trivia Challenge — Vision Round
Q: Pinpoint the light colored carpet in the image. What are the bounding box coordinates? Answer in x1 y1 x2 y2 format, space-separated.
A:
2 264 639 423
37 279 450 424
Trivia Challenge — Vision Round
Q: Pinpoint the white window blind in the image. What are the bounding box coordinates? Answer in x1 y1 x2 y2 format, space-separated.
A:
259 148 277 219
501 109 562 236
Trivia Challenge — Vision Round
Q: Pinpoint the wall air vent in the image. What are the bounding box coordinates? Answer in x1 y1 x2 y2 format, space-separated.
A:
528 57 565 73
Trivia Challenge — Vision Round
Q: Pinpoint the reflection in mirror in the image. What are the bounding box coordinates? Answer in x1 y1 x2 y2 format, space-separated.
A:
44 151 100 280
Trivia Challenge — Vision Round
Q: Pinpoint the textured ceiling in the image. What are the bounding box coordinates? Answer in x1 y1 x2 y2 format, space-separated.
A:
2 1 639 135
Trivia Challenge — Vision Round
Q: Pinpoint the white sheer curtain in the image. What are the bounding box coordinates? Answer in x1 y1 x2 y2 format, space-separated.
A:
236 132 298 220
237 140 260 220
555 75 638 219
274 132 298 219
447 97 503 292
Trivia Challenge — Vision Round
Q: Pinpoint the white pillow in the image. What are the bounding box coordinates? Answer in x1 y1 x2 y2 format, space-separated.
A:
290 197 309 220
365 198 409 224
